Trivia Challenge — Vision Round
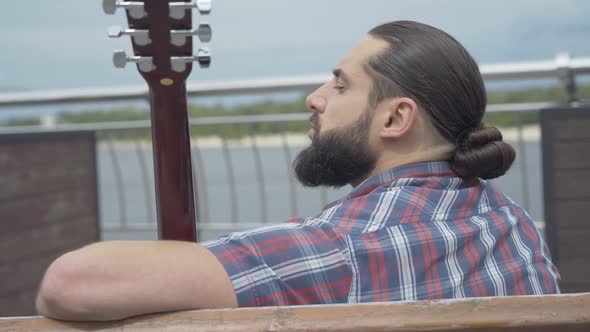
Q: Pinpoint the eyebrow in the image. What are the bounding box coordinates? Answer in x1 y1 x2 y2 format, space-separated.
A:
332 68 351 84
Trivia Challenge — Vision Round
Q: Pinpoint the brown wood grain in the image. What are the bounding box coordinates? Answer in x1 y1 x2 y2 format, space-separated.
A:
0 253 58 296
125 0 198 242
0 237 98 297
551 141 590 169
554 199 590 229
552 118 590 140
0 290 38 317
556 229 590 286
543 108 590 294
560 283 590 294
0 138 94 170
148 82 197 241
0 132 99 316
0 189 96 235
0 162 94 200
0 216 97 265
552 169 590 199
0 134 95 200
1 294 590 332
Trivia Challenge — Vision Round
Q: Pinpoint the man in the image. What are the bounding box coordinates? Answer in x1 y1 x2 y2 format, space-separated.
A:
36 20 560 321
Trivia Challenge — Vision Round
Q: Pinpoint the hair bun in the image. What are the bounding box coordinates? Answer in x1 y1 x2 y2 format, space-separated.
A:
451 126 515 180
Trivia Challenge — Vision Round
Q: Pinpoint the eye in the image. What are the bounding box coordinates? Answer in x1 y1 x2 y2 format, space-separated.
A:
334 81 346 93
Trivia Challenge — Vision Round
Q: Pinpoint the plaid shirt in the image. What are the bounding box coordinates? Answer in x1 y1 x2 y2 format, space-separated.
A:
203 161 560 307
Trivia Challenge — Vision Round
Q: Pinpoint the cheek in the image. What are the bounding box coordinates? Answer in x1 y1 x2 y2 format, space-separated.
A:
322 97 366 132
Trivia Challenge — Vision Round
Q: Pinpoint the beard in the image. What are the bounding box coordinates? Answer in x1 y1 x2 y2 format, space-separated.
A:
293 108 377 188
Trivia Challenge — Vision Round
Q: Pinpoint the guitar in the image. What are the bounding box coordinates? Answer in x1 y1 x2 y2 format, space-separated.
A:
103 0 212 242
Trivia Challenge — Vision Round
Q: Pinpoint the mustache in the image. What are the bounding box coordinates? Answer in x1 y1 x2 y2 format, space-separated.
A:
309 114 319 130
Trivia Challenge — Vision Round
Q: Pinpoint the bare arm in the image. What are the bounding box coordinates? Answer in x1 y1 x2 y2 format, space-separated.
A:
36 240 237 321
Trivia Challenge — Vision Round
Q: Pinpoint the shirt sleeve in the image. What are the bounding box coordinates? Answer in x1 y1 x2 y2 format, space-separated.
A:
201 219 353 307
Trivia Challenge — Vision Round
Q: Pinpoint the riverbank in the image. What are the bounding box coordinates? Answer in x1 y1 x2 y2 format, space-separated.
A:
97 125 541 149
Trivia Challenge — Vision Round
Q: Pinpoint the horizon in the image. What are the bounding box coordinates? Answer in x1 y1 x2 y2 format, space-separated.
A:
0 1 589 121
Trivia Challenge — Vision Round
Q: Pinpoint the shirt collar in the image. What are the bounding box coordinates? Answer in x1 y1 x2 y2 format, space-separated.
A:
324 161 456 210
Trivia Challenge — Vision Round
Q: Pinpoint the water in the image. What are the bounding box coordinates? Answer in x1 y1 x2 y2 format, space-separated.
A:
97 138 544 241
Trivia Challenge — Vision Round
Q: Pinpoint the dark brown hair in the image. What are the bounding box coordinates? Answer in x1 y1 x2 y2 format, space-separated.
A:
366 20 515 180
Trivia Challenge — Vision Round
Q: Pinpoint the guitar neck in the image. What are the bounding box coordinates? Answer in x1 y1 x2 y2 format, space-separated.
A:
104 0 213 242
149 81 197 242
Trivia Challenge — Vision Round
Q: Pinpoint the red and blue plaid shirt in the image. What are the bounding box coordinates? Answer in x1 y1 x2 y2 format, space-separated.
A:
203 161 560 307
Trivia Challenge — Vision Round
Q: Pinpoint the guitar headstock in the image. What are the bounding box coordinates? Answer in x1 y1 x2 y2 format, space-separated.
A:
103 0 212 87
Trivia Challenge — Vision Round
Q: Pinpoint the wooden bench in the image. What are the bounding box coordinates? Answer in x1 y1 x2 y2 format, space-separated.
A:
542 106 590 293
1 293 589 331
0 132 99 316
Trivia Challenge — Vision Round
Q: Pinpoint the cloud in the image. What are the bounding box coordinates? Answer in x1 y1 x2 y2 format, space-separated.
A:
1 0 589 89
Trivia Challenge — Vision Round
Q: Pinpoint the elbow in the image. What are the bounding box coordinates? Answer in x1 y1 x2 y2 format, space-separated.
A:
36 251 95 321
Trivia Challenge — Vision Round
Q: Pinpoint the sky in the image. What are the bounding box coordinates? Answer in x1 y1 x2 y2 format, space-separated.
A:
0 0 589 92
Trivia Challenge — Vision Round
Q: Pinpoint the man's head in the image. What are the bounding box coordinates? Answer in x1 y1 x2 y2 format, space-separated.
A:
294 20 515 188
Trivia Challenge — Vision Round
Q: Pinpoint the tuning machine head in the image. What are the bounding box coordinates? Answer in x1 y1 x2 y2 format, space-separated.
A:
196 0 212 14
103 0 147 19
113 50 155 72
169 0 212 20
196 48 211 68
108 26 151 46
170 48 211 72
170 24 212 46
105 1 213 74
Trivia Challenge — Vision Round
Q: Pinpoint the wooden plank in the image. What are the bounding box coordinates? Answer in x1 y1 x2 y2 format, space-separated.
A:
0 136 94 170
0 290 38 317
542 108 590 288
1 294 590 332
554 199 590 229
0 132 99 317
0 240 97 296
0 254 57 296
556 229 590 287
551 141 590 169
552 117 590 140
553 169 590 199
0 217 98 265
0 133 96 200
560 283 590 294
0 189 97 235
0 162 94 200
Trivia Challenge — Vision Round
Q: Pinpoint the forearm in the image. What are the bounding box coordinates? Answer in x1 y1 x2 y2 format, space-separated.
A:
36 240 236 321
35 250 104 320
36 241 164 321
36 285 121 321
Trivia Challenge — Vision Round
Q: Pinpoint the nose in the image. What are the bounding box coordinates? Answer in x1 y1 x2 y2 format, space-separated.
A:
305 85 327 114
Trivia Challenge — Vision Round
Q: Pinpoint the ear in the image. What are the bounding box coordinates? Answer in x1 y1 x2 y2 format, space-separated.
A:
378 97 418 139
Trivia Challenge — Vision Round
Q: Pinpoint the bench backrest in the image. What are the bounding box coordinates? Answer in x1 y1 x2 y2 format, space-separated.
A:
0 132 100 316
1 293 589 332
541 107 590 293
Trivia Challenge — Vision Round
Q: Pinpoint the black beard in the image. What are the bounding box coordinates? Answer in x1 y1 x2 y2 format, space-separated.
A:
293 111 377 188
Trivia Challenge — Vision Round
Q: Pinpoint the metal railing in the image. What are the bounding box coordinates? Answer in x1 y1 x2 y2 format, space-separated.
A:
1 54 589 108
1 54 589 240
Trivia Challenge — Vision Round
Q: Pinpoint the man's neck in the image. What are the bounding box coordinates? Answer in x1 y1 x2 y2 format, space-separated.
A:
359 142 455 185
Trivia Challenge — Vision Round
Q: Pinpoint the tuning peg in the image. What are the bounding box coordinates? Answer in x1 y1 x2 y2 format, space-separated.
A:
108 26 151 46
170 24 212 46
170 48 211 72
196 47 212 68
102 0 147 19
112 50 155 72
169 0 212 20
196 0 212 14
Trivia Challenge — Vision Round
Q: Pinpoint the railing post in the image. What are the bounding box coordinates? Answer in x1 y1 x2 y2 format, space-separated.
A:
556 53 578 103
